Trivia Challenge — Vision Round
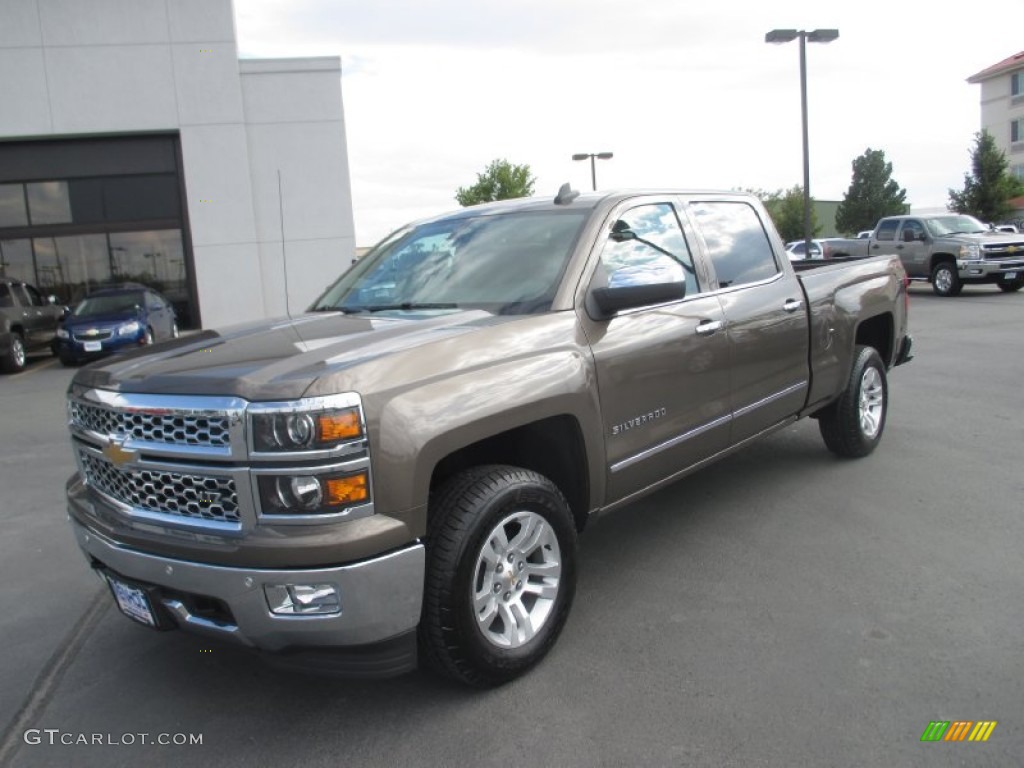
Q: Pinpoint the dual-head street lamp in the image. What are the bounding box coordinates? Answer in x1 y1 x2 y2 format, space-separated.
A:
765 28 838 259
572 152 613 191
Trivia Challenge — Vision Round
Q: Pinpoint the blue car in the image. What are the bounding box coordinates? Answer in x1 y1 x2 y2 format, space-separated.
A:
55 284 179 366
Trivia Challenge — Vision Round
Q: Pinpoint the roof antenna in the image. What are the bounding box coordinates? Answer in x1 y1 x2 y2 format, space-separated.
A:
277 169 292 318
554 182 579 205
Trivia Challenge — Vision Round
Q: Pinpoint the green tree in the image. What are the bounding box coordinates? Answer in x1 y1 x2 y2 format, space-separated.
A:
835 148 909 235
455 158 536 207
745 186 818 243
948 130 1024 223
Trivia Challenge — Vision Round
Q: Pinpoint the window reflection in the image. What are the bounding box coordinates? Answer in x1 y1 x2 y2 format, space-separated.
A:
109 230 190 325
27 181 72 225
0 239 34 283
33 235 110 303
0 185 28 227
600 203 698 296
690 202 778 288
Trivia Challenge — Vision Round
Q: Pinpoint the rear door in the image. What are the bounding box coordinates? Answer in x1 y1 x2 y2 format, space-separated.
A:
684 198 810 445
578 198 732 504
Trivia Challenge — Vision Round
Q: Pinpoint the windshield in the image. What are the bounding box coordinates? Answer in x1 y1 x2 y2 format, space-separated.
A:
311 210 588 315
73 292 143 317
924 215 988 237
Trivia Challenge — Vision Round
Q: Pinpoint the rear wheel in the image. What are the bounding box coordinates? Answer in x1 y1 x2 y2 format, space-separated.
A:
997 278 1023 293
419 465 577 687
171 320 179 338
931 261 962 297
819 345 888 458
1 331 26 373
143 326 154 345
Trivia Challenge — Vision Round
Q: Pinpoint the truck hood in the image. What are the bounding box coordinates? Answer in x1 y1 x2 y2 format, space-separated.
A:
71 310 520 400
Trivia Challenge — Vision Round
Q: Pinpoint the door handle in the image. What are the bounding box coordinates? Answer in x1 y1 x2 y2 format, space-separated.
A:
783 299 803 313
695 319 723 336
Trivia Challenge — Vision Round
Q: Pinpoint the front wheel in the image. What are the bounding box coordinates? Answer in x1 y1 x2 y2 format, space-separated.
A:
997 278 1023 293
931 262 962 297
818 345 888 458
419 465 577 687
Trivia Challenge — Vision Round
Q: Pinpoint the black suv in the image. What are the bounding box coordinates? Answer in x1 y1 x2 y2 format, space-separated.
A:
0 279 66 373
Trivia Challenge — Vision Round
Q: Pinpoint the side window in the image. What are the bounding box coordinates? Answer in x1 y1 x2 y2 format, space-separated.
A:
11 284 32 307
24 285 44 306
599 203 699 297
146 292 161 310
901 220 925 242
689 201 778 288
875 220 899 242
0 285 13 308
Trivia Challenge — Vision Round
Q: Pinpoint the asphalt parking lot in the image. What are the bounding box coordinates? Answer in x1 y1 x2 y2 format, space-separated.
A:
1 284 1021 767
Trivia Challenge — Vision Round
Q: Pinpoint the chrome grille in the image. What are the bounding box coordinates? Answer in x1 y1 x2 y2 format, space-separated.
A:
79 451 240 523
70 401 231 447
73 330 113 341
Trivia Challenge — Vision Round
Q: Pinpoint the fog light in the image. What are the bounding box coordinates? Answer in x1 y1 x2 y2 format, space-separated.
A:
264 583 341 615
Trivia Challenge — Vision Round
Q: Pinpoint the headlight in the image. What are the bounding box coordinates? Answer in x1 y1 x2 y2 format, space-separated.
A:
56 328 69 339
249 396 364 453
117 320 141 336
959 244 981 260
257 470 369 516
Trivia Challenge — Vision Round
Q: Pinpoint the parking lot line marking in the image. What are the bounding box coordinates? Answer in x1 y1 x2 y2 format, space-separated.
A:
13 358 58 377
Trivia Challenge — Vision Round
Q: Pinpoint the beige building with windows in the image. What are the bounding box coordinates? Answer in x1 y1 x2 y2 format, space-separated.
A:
968 50 1024 185
0 0 356 329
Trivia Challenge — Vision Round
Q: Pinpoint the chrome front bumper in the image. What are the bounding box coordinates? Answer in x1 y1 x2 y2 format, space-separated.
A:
957 259 1024 279
70 517 424 652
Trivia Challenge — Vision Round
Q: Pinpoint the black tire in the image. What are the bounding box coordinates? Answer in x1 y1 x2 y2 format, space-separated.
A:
931 261 962 297
419 465 577 687
58 349 77 367
171 320 179 338
818 345 888 458
996 278 1023 293
1 331 27 373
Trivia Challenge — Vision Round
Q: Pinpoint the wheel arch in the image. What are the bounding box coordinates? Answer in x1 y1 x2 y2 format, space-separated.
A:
854 312 894 368
929 252 957 275
429 415 592 533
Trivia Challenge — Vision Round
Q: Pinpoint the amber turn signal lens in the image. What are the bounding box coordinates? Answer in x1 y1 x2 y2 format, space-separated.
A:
324 473 369 505
318 409 362 442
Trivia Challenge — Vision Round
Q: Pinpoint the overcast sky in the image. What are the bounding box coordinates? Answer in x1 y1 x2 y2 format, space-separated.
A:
234 0 1022 245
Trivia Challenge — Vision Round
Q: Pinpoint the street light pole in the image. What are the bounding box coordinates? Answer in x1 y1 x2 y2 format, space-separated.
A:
571 152 614 191
766 28 838 259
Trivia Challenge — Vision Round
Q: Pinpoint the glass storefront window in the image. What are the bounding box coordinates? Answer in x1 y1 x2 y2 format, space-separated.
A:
0 239 35 284
27 181 72 225
33 235 110 303
0 184 28 227
108 229 191 326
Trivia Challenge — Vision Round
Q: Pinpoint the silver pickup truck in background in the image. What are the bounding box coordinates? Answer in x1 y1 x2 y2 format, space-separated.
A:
821 214 1024 296
63 188 913 686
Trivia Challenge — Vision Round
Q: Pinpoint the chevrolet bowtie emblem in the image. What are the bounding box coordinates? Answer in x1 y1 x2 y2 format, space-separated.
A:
1008 245 1018 254
102 441 137 468
83 328 100 337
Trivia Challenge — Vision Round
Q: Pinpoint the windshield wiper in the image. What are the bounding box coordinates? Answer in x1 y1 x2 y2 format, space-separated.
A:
356 302 460 312
309 306 367 314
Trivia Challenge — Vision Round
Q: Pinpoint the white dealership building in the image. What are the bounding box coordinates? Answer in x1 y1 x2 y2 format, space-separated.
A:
0 0 356 328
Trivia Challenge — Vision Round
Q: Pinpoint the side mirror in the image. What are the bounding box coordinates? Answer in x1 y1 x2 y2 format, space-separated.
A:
609 220 637 242
591 281 686 317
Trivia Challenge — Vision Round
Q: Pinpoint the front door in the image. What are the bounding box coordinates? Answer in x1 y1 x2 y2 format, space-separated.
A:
579 200 732 505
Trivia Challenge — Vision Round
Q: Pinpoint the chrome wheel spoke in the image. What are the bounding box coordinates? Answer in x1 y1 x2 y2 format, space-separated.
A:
858 368 884 438
472 509 562 650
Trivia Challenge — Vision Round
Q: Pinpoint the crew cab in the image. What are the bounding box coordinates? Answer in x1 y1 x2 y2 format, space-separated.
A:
826 214 1024 295
63 188 912 686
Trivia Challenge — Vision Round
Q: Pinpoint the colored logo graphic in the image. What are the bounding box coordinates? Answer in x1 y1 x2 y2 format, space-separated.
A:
921 721 997 742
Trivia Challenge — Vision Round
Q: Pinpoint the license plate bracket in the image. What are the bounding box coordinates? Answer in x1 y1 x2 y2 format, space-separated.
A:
83 341 102 352
1005 271 1018 280
103 572 160 628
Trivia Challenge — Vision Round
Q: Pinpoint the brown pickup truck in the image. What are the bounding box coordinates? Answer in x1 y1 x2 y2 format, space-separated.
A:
64 188 913 686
